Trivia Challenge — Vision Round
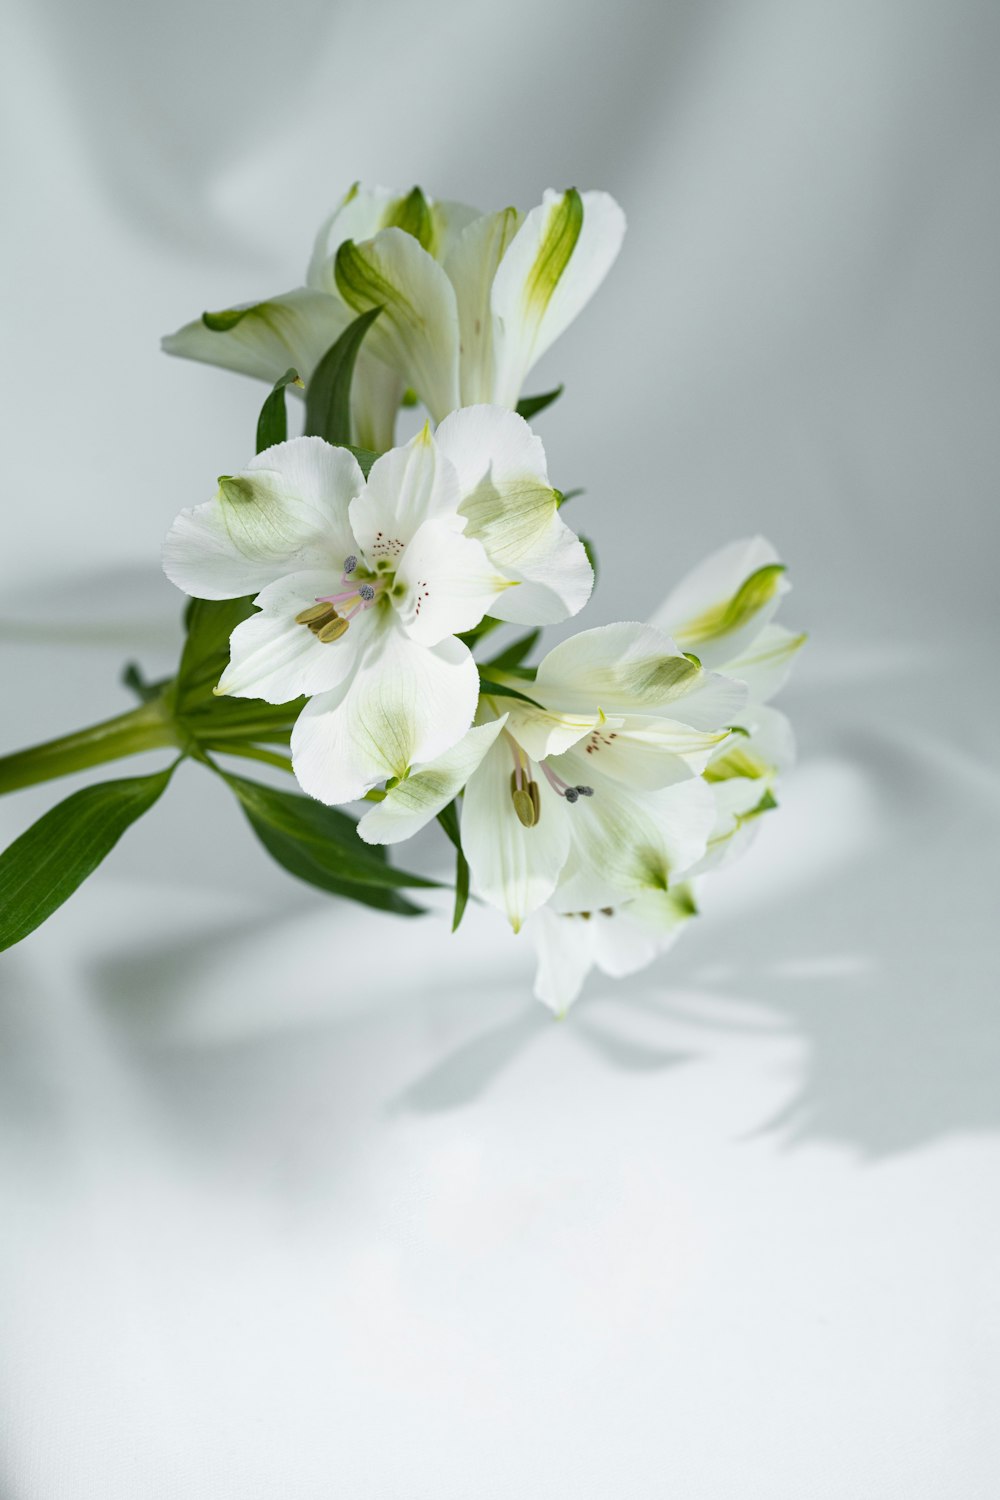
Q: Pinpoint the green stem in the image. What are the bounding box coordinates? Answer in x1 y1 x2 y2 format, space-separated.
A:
199 741 294 773
0 697 179 795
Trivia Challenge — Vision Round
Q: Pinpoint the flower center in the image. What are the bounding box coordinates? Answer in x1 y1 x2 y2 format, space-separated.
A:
295 555 385 643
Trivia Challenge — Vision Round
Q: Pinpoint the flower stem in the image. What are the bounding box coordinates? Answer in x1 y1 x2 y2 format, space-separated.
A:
198 740 294 774
0 697 179 795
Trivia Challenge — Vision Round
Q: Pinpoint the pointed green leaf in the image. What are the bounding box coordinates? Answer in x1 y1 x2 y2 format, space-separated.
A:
579 534 598 584
304 307 382 447
347 444 379 477
482 629 540 673
436 798 462 851
122 662 170 705
452 845 470 933
222 771 438 916
555 487 584 508
0 766 176 951
516 385 564 421
256 367 301 454
476 676 544 709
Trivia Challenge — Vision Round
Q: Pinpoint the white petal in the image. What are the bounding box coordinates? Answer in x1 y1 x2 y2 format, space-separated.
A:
551 769 715 912
591 890 695 976
461 733 570 932
534 622 706 715
497 701 597 762
434 405 593 622
444 209 524 405
650 536 790 669
435 403 548 513
706 706 796 782
528 906 596 1016
656 671 749 732
394 519 510 646
291 625 478 805
357 717 508 846
309 184 481 292
334 227 460 422
721 624 806 704
489 518 593 625
490 189 626 407
306 184 406 292
162 288 353 386
162 438 364 600
588 908 662 980
686 779 772 876
217 570 372 704
350 424 462 560
572 714 729 790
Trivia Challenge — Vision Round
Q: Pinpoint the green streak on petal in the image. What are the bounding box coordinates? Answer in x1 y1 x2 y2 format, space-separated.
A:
703 745 772 783
668 883 698 918
385 186 436 253
749 787 778 816
217 476 256 505
523 188 584 319
680 564 787 645
335 240 416 323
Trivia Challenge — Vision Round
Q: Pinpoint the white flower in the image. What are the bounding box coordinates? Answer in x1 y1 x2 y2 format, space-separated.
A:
162 184 479 453
332 185 626 416
651 535 805 873
361 620 747 931
527 886 698 1017
162 181 626 443
162 409 591 804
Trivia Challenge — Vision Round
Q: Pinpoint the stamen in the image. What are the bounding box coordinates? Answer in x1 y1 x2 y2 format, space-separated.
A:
296 602 337 627
343 554 357 574
509 770 539 828
539 761 593 804
317 617 350 643
507 734 524 791
358 583 375 602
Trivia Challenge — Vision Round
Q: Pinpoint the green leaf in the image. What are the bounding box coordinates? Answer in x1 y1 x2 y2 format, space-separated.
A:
452 844 470 933
0 766 175 952
436 799 462 851
482 629 540 673
256 367 301 455
516 384 564 421
579 534 598 585
555 487 584 507
457 615 503 651
477 676 544 709
121 662 170 705
176 596 255 706
347 444 379 478
303 307 382 447
222 771 437 917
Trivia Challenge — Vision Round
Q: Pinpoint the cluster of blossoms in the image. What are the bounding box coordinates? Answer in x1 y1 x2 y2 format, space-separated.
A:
162 182 803 1013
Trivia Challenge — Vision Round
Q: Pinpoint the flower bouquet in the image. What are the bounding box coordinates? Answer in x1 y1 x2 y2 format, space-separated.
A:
0 183 803 1012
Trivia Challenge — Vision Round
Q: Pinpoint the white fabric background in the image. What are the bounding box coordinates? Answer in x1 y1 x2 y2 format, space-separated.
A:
1 1 999 1495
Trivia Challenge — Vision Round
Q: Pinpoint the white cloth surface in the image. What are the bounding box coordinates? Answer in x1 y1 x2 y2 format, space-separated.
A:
1 1 999 1495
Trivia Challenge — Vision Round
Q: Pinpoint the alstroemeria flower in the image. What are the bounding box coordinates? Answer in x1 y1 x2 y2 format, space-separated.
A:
361 620 747 930
163 404 592 803
331 185 626 416
162 183 480 452
527 885 698 1017
651 535 805 874
162 181 625 443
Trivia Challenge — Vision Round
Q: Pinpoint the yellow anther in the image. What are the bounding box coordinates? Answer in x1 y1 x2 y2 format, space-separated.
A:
296 602 337 627
317 616 350 643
